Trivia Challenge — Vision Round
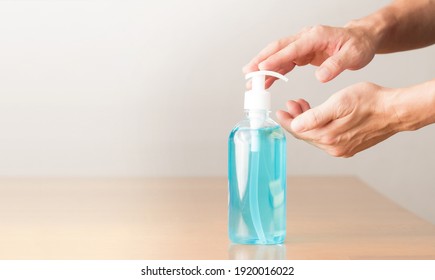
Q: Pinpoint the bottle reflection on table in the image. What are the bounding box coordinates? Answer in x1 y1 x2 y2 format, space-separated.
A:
228 244 286 260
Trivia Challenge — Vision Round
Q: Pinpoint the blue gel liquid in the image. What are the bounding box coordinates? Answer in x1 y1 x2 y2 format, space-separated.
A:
228 125 286 244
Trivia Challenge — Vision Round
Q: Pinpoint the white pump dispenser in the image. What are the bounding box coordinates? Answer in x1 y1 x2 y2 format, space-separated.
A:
244 71 288 152
228 70 288 245
244 70 288 111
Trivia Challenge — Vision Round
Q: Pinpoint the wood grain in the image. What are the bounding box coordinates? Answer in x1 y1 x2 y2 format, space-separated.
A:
0 177 434 259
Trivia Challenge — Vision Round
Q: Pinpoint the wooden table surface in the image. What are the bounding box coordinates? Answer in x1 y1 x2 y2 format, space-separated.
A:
0 176 434 260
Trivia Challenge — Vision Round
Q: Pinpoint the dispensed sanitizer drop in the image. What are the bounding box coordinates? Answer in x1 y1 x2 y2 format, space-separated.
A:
228 71 287 244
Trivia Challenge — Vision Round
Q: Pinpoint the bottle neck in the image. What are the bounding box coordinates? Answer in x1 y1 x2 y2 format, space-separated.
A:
245 109 270 119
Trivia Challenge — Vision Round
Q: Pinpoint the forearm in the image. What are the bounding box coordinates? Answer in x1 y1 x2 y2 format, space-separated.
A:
389 79 435 132
346 0 435 54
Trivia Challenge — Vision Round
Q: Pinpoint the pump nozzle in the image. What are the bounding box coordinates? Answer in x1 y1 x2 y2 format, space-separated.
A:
246 70 288 90
244 71 288 111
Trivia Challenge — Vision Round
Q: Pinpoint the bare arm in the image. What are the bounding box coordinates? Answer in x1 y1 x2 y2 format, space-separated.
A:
244 0 435 157
244 0 435 85
276 79 435 157
348 0 435 54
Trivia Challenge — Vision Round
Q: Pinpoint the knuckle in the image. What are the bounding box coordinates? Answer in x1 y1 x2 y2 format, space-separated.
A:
266 41 280 52
286 100 296 107
321 135 336 146
309 109 321 126
334 92 351 108
368 82 381 91
320 134 350 157
329 93 353 117
267 39 286 52
328 147 346 157
355 81 377 89
326 56 342 71
299 25 313 33
311 24 326 34
342 152 354 158
348 45 363 60
354 81 368 88
292 133 303 140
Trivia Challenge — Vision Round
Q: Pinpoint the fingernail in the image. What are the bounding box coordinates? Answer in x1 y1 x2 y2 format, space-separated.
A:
291 118 305 132
316 67 331 82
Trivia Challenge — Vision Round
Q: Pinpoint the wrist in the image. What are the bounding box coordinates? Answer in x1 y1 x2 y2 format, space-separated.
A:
344 5 397 54
388 79 435 132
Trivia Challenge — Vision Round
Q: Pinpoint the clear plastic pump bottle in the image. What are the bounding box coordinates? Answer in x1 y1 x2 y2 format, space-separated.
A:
228 71 287 245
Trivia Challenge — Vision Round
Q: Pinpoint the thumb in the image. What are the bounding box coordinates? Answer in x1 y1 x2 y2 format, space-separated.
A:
315 51 350 83
291 103 334 132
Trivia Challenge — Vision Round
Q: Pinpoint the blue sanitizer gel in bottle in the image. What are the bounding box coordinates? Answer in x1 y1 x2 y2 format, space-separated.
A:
228 71 287 245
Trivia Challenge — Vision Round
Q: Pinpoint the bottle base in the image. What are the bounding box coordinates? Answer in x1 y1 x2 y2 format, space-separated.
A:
230 235 285 245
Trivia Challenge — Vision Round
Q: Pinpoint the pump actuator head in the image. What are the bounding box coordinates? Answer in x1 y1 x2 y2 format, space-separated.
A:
244 70 288 110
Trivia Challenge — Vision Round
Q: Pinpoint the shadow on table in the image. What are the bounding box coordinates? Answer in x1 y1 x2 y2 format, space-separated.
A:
228 244 286 260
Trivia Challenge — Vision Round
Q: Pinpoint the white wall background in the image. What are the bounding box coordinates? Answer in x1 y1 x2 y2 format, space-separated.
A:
0 1 434 223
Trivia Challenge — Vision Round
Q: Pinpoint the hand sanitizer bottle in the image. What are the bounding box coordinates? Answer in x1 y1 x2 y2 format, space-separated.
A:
228 71 288 245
